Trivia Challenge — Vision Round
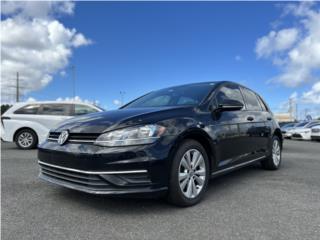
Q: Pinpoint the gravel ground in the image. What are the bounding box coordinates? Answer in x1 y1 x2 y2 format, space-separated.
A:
1 140 320 240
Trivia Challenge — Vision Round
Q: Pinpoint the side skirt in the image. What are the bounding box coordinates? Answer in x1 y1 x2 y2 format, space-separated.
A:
210 156 266 178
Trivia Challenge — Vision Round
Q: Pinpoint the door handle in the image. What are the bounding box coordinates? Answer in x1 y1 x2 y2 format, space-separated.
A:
247 116 254 121
267 117 272 121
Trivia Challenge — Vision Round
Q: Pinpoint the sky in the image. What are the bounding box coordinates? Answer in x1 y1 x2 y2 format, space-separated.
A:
1 1 320 119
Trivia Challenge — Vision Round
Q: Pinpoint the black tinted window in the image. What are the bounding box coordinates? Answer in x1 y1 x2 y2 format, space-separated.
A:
242 88 262 111
74 104 98 115
216 85 244 106
14 104 40 114
39 104 69 116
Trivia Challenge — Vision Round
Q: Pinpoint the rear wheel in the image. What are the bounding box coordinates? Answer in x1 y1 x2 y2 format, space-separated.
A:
261 136 282 170
167 140 209 206
15 129 38 149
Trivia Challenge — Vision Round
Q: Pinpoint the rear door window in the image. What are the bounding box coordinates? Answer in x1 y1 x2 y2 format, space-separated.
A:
14 104 40 114
39 104 70 116
241 88 262 111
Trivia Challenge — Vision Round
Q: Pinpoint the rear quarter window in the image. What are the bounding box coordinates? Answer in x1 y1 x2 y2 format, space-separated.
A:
14 104 40 114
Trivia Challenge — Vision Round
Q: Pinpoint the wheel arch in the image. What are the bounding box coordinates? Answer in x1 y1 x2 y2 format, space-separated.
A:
273 128 283 148
14 127 39 143
168 128 216 173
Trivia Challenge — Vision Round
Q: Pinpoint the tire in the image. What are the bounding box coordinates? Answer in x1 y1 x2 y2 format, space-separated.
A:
15 129 38 150
167 139 210 207
261 136 282 170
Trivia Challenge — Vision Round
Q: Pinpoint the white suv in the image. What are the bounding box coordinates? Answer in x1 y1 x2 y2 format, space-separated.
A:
1 101 104 149
290 121 320 140
311 125 320 141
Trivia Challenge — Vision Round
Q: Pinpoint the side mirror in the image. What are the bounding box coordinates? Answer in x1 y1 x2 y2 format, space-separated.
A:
214 99 244 112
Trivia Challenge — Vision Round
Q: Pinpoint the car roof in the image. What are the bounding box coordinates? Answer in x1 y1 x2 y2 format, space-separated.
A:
3 101 102 115
154 81 241 92
11 101 98 106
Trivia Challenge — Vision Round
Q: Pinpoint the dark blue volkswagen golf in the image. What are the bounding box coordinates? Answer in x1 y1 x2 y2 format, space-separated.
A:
38 81 282 206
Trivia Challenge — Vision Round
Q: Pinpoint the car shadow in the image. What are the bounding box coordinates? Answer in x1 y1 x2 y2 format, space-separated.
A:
55 163 269 213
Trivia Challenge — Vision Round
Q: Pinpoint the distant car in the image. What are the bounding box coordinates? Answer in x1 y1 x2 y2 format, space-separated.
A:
1 101 104 149
311 125 320 141
280 122 296 134
290 122 320 140
284 121 309 139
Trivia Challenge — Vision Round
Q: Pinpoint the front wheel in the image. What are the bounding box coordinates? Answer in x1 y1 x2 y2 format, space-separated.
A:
167 140 210 207
15 129 38 149
261 136 282 170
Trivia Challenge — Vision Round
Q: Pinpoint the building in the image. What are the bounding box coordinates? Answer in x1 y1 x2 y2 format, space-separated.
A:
274 113 295 123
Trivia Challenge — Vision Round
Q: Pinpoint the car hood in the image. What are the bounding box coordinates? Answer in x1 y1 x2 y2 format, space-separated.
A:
53 106 194 133
292 128 311 133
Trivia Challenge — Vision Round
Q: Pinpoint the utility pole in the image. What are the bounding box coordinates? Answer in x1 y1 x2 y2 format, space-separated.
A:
71 65 76 99
120 91 126 106
289 98 294 121
304 109 308 119
16 72 20 102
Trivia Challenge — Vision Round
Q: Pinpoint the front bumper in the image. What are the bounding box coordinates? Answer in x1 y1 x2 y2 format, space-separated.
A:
284 132 293 138
311 135 320 141
38 137 175 195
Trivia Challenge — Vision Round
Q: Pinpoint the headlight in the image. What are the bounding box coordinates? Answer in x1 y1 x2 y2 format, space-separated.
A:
94 124 166 147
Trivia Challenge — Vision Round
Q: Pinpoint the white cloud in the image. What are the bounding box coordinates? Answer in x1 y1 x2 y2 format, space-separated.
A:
113 99 122 106
255 2 320 87
26 97 36 102
301 81 320 104
1 1 91 103
56 96 100 106
235 55 242 61
1 1 75 19
256 28 299 58
290 91 298 99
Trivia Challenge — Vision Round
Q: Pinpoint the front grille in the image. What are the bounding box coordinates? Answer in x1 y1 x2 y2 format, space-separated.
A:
48 132 99 143
39 162 151 192
39 163 112 190
292 133 302 138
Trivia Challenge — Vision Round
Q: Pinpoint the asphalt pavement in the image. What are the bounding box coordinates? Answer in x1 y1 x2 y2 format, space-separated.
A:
1 140 320 240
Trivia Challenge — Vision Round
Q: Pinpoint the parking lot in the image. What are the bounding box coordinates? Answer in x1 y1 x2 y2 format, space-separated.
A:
1 140 320 240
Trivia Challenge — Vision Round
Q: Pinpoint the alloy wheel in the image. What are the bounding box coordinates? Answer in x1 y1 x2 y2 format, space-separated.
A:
272 139 281 166
178 149 206 199
18 132 34 148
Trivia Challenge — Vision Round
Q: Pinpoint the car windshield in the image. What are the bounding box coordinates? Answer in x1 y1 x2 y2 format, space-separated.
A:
282 123 295 128
305 122 320 128
123 83 216 108
294 122 309 128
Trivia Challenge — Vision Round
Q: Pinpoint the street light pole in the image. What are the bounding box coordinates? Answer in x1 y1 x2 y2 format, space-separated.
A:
71 65 76 99
16 72 20 102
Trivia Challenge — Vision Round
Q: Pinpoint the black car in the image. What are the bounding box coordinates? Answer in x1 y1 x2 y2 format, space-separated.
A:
38 81 282 206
